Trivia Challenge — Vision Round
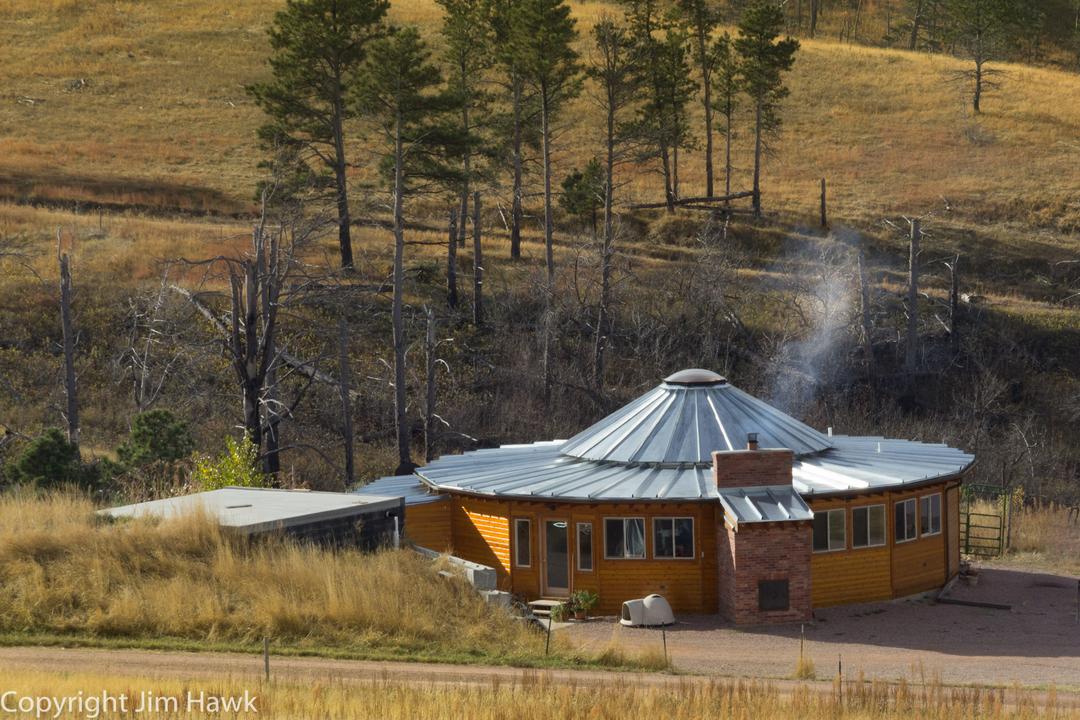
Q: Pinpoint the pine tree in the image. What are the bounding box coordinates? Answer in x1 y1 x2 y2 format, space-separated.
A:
248 0 389 270
943 0 1024 112
512 0 582 400
624 1 695 212
711 32 739 199
675 0 721 198
735 0 799 217
513 0 582 286
438 0 493 249
486 0 537 261
356 26 467 474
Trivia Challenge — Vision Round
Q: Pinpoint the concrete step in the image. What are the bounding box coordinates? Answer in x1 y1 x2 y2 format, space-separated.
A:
527 598 566 618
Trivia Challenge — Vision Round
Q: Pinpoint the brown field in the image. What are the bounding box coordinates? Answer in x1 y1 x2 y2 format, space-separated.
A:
0 665 1077 719
2 0 1079 232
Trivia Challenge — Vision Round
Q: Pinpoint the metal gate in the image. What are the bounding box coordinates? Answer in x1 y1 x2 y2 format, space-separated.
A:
959 483 1011 557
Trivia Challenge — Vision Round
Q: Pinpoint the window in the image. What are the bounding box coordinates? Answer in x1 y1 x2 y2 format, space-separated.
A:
604 518 645 559
653 517 695 559
514 518 531 567
894 498 917 543
812 508 846 552
852 505 887 548
920 493 942 536
759 579 790 611
576 522 593 571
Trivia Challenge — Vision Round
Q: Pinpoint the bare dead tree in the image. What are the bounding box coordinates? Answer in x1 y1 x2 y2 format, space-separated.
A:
174 193 323 477
337 314 355 486
946 253 961 352
472 190 484 328
121 269 184 413
57 229 80 451
906 218 922 376
857 249 875 376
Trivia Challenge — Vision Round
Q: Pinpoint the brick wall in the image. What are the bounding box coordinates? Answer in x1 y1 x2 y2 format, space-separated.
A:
712 449 795 489
717 519 812 625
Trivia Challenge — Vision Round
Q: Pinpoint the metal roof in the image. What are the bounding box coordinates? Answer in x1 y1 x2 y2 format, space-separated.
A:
717 485 813 525
793 435 974 496
354 475 447 505
416 435 973 502
559 379 833 464
101 487 401 534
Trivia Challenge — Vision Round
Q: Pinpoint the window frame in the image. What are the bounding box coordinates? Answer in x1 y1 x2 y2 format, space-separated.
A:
851 504 887 549
513 517 532 568
812 508 847 553
894 498 918 544
919 493 942 537
576 521 594 572
651 516 696 560
603 517 646 560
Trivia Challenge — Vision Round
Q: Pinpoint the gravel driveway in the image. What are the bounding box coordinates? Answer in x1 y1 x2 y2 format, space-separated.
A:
562 567 1080 689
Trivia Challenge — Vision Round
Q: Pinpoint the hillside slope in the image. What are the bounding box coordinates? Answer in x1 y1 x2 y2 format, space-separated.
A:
0 0 1077 496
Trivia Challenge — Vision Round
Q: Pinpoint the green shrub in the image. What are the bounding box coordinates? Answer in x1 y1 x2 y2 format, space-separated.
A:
117 409 195 466
5 427 98 490
192 435 267 490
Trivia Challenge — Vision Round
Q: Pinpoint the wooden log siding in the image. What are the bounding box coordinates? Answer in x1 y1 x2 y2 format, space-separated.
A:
452 496 512 588
404 499 453 552
432 479 960 615
806 479 956 608
445 496 718 615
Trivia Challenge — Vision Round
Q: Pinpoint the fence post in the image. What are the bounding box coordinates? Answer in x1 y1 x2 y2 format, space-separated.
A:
963 512 969 555
263 637 270 682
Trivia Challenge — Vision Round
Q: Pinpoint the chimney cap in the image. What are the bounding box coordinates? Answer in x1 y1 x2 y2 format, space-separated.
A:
663 368 727 386
747 432 759 449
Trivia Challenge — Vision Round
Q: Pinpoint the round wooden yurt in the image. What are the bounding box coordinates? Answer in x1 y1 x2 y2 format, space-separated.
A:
368 369 974 624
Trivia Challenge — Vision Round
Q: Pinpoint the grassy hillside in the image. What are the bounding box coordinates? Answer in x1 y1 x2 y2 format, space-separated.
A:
0 0 1077 496
0 491 632 667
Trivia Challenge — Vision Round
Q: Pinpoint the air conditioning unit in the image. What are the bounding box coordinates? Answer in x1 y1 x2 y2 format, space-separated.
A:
620 594 675 627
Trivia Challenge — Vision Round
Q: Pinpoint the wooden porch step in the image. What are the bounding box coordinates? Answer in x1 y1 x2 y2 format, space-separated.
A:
527 598 566 618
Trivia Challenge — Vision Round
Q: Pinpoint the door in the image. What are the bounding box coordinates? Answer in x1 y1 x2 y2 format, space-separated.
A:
544 520 570 596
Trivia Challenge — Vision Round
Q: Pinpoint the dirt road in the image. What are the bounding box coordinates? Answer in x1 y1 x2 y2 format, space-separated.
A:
0 644 1076 710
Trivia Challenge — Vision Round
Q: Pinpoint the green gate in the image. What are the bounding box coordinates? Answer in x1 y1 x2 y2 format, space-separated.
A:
959 483 1011 557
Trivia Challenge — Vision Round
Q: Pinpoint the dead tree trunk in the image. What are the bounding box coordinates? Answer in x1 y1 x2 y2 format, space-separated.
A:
906 219 921 375
337 314 355 487
472 191 484 328
948 254 960 353
510 76 524 261
391 108 413 475
423 308 437 463
57 232 80 451
820 178 828 228
858 249 875 376
447 208 459 309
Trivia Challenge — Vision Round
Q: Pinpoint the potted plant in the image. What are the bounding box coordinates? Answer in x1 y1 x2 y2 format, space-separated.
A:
569 590 599 620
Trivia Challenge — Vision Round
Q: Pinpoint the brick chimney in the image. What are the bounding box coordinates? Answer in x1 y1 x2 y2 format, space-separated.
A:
712 433 794 489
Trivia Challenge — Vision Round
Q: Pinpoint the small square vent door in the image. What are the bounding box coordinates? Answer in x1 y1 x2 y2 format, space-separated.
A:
758 579 790 611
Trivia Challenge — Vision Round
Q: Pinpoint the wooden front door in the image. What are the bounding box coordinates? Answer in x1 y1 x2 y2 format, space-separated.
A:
543 520 570 596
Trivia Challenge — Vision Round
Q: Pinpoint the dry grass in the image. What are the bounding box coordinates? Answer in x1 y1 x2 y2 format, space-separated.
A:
0 491 558 664
999 504 1080 576
1 0 1079 238
0 668 1075 719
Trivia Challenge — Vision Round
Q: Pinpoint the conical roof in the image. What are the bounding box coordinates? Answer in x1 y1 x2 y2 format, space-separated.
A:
559 369 833 465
